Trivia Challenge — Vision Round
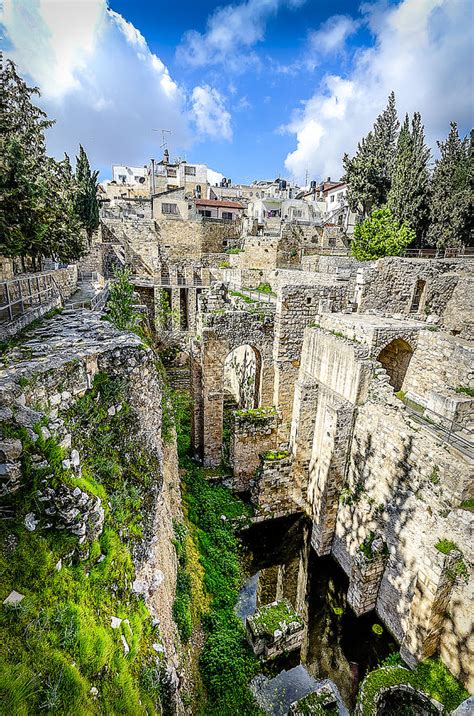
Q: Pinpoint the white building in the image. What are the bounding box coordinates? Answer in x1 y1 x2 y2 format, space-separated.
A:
112 165 147 186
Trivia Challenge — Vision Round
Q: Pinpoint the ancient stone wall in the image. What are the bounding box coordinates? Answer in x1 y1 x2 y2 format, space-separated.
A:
0 311 184 686
230 408 279 491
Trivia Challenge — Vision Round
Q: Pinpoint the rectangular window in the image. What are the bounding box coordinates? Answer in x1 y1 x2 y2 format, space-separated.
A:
166 168 177 177
185 166 196 176
199 209 212 217
162 203 178 215
293 209 302 218
222 211 233 220
328 236 337 246
330 195 335 202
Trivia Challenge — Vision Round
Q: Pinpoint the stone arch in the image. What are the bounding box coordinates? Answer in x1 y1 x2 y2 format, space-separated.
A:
377 338 414 391
223 344 262 410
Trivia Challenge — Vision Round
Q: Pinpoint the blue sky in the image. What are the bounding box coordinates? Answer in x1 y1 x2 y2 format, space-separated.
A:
2 0 473 184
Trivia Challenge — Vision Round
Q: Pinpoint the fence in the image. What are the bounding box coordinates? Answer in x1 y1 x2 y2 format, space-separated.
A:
0 273 61 324
227 283 276 304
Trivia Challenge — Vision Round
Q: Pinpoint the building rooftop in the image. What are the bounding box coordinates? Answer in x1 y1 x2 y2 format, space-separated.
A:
195 198 244 209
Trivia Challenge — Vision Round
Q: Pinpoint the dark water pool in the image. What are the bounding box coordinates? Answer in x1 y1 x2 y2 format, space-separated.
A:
238 515 398 711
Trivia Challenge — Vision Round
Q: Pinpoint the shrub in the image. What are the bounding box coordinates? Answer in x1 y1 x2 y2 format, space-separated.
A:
351 207 415 261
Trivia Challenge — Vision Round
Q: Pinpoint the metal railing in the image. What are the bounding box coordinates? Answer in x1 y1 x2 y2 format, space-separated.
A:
402 400 473 458
227 283 276 304
0 273 61 324
402 247 474 259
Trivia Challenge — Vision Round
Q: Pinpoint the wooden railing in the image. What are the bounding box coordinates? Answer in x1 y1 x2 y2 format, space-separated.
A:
0 273 61 324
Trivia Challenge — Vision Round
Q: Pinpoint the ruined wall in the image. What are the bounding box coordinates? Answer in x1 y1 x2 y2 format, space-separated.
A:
402 329 474 399
0 311 184 693
356 257 474 333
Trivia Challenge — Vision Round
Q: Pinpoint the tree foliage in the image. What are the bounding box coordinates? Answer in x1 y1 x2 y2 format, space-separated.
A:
104 268 143 333
350 207 415 260
343 92 399 217
388 112 431 243
0 60 98 266
427 123 473 249
75 145 99 242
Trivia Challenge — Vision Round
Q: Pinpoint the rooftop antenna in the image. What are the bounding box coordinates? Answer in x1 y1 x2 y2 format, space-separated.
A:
304 167 309 187
152 128 171 151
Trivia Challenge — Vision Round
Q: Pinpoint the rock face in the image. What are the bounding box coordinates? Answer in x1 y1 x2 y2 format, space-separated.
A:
0 309 184 702
37 484 105 543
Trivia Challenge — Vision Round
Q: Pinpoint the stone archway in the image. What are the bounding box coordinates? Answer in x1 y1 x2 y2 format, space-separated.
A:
223 344 262 410
377 338 414 391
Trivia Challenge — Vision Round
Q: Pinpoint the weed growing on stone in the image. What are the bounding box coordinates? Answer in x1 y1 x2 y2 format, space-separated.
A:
0 372 166 714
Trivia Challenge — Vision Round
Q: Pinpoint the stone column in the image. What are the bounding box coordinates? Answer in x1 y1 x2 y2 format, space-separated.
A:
400 548 460 666
290 376 319 512
310 395 354 556
171 287 180 330
347 542 388 616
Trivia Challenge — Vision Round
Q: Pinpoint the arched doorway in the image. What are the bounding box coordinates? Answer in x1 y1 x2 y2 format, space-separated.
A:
223 344 262 409
376 339 414 392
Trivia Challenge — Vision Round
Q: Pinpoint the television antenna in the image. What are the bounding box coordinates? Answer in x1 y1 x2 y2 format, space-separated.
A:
153 128 171 151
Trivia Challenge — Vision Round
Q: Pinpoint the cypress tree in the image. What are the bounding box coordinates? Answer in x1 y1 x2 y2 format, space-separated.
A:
427 123 473 249
344 91 399 217
75 145 99 243
388 112 431 244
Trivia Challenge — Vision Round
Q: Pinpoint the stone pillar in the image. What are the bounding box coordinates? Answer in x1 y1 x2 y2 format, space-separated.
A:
230 407 279 492
171 287 180 330
201 333 225 467
187 288 197 332
252 452 296 517
400 548 460 666
290 376 319 512
310 395 354 556
190 345 204 460
347 542 388 616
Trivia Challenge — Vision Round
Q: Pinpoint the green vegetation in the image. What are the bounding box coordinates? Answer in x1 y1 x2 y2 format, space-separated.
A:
371 623 384 636
460 499 474 512
262 449 290 461
350 207 415 261
435 539 458 555
0 372 167 714
429 466 440 485
174 395 262 714
359 532 377 560
225 247 243 254
1 61 96 266
455 385 474 397
251 601 302 635
255 282 275 295
292 690 338 716
105 267 145 337
229 289 256 305
172 522 193 643
234 406 277 423
218 261 231 269
74 145 99 242
357 659 468 716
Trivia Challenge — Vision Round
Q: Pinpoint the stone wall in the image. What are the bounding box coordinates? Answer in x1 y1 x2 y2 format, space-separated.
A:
230 408 279 491
0 310 184 691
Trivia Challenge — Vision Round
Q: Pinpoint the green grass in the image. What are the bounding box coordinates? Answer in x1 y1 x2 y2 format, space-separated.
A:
455 386 474 397
435 539 458 554
251 600 302 635
460 498 474 512
0 372 166 715
262 449 290 461
357 659 468 716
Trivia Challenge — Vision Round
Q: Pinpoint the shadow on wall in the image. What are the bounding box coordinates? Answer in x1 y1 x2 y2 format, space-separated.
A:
377 338 414 391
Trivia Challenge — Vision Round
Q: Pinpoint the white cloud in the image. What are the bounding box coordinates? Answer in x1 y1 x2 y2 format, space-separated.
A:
284 0 474 183
307 15 360 63
191 85 233 141
177 0 306 71
1 0 190 172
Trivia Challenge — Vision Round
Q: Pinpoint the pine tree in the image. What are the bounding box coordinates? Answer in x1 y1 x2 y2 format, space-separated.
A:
427 123 473 249
388 112 431 243
0 60 88 266
75 145 99 242
344 92 399 217
0 59 53 266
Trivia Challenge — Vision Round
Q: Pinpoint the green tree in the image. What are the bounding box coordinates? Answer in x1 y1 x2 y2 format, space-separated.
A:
350 207 415 261
0 60 87 267
388 112 431 243
344 92 399 217
75 145 99 242
105 267 142 333
427 123 473 249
